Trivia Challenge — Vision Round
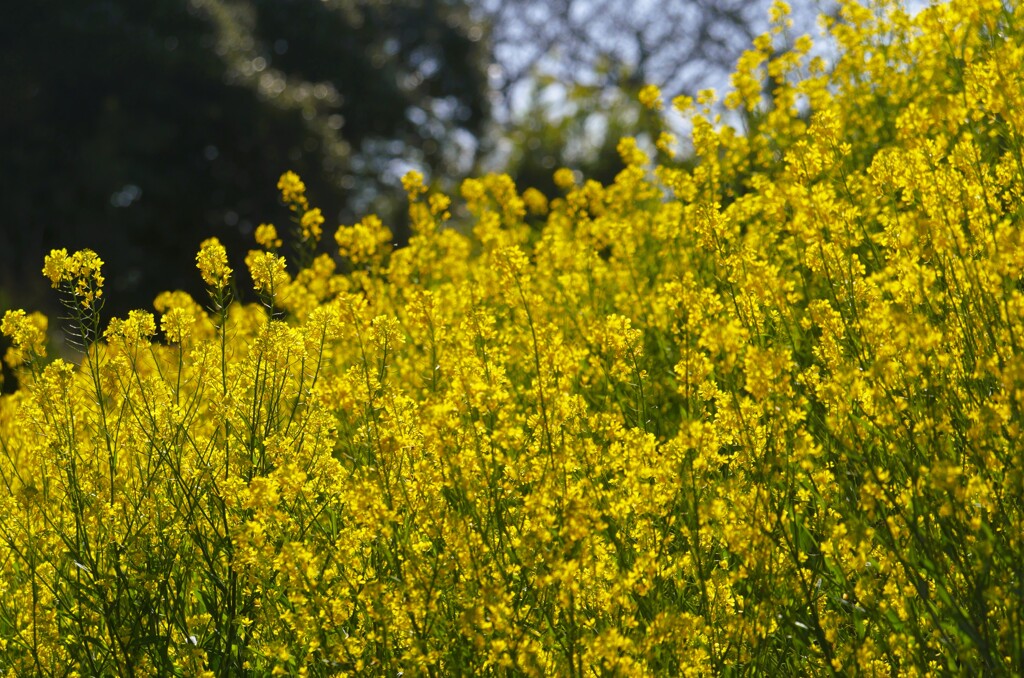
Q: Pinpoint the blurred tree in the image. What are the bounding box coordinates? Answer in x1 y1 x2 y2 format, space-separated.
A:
476 0 767 106
488 75 664 200
0 0 488 320
470 0 828 194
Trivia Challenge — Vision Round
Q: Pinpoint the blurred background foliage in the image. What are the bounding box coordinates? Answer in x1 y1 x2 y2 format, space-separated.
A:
1 0 489 321
0 0 808 339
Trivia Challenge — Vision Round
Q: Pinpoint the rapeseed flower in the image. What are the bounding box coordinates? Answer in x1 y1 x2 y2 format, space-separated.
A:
2 0 1023 674
196 236 232 288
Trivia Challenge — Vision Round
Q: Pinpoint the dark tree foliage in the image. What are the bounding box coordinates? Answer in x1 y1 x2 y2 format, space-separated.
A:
0 0 488 321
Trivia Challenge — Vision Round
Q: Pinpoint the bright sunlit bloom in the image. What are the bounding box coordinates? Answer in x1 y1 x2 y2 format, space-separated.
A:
334 214 392 266
277 170 309 210
401 170 428 200
42 248 105 308
196 237 232 288
638 83 663 110
245 249 290 297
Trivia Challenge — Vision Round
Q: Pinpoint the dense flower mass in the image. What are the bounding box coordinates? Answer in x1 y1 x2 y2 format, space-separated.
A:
2 0 1024 675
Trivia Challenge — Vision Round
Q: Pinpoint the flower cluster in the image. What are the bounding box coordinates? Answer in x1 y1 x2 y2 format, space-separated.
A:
0 310 47 368
2 0 1023 675
41 247 105 309
196 236 232 289
277 169 325 263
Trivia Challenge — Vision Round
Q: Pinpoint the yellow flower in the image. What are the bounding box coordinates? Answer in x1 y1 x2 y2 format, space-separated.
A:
617 136 649 167
104 310 157 345
522 187 549 216
300 207 325 243
161 307 195 344
460 177 486 202
672 94 694 113
196 237 232 288
245 249 290 297
277 170 309 211
553 167 577 190
655 131 677 157
6 3 1024 674
428 193 451 219
42 248 105 308
401 170 428 200
155 290 213 341
41 247 71 287
638 83 663 110
255 223 283 249
334 214 393 266
1 309 48 365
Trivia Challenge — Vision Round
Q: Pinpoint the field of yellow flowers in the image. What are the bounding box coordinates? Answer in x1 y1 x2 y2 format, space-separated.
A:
2 0 1023 674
